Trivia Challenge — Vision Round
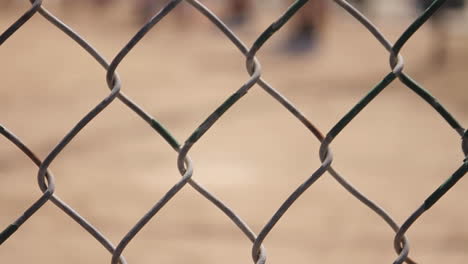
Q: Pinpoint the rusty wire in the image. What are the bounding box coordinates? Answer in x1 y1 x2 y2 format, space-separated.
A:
0 0 467 263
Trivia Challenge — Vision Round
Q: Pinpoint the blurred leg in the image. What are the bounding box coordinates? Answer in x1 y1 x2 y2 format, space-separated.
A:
285 0 328 53
229 0 250 15
415 0 451 67
135 0 188 24
224 0 252 27
135 0 161 23
431 17 448 66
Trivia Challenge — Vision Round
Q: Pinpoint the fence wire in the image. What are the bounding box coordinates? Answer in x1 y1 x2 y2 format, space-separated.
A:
1 0 467 263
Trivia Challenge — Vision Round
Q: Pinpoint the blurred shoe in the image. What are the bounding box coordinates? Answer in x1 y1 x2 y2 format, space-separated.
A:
136 1 160 24
224 13 249 28
283 24 318 54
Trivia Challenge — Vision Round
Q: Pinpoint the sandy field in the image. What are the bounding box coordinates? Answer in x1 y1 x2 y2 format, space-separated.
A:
1 2 468 264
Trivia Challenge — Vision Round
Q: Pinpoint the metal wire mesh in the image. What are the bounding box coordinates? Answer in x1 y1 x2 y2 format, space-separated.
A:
1 0 467 263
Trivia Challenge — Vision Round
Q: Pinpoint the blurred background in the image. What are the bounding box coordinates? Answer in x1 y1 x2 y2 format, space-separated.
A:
1 0 468 263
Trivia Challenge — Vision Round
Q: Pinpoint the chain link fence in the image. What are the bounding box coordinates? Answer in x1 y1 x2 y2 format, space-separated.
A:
1 0 467 263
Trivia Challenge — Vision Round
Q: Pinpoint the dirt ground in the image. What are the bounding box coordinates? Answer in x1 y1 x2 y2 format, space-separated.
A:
1 2 468 264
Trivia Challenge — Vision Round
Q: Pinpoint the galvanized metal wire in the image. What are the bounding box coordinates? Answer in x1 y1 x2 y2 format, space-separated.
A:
1 0 466 263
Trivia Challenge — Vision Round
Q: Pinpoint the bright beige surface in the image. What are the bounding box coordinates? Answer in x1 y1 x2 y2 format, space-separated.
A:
1 3 467 263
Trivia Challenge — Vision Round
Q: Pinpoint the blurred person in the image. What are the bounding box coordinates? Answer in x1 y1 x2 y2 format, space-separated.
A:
284 0 328 53
223 0 329 53
223 0 252 27
135 0 188 25
135 0 160 23
415 0 465 66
